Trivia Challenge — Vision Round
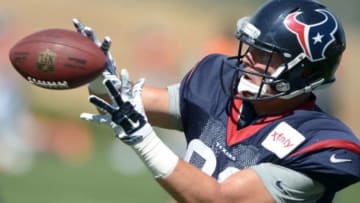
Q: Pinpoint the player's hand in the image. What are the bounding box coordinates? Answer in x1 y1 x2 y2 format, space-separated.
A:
118 69 147 116
81 79 150 144
80 112 126 137
72 18 120 94
80 67 145 128
82 79 179 179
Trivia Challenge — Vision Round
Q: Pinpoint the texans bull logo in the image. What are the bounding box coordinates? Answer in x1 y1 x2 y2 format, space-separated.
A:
284 9 338 62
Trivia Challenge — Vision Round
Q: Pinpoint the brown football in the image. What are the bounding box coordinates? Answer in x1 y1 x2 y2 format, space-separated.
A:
9 28 106 89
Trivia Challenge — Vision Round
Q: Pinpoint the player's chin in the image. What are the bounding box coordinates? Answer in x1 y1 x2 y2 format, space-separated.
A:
240 91 258 100
240 91 274 101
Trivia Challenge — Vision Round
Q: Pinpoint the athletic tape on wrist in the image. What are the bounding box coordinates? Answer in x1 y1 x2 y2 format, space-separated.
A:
132 130 179 179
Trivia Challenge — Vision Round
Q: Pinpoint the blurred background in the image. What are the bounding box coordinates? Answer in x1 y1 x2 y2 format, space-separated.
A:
0 0 359 202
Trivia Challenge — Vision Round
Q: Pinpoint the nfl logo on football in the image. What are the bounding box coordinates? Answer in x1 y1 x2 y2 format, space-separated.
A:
37 49 56 72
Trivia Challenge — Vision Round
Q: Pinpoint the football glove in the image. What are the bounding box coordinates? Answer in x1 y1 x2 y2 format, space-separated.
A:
72 18 120 95
81 79 179 178
81 79 148 144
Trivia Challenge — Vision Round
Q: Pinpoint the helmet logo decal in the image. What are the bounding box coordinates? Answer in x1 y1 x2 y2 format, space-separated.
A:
284 9 338 62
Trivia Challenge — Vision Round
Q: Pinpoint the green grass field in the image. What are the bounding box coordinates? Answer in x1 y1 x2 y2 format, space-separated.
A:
0 125 171 203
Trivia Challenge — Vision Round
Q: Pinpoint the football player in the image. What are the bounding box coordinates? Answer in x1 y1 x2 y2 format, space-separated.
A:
77 0 360 202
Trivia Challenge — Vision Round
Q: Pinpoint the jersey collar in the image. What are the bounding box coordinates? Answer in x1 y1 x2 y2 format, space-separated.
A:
227 94 317 146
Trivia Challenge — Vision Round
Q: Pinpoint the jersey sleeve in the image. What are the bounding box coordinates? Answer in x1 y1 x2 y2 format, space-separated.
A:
167 83 183 131
288 144 360 191
284 116 360 192
251 163 325 203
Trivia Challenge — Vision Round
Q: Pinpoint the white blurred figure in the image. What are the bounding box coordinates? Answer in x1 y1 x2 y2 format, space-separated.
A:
0 12 34 175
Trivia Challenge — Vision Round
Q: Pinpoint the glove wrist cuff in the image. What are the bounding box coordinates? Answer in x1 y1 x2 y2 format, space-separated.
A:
132 130 179 179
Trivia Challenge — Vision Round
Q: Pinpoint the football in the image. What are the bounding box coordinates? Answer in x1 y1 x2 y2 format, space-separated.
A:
9 28 107 89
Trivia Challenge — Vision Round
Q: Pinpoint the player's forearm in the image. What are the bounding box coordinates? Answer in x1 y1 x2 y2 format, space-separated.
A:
157 160 224 203
129 129 224 203
142 86 175 128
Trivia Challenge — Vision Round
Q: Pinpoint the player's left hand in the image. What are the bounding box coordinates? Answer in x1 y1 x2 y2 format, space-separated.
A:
81 79 150 144
72 18 120 94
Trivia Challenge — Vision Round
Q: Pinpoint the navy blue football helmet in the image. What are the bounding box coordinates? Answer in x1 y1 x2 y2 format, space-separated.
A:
225 0 346 101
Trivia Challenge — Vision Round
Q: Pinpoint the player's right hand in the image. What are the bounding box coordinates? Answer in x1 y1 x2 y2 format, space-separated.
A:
82 79 150 145
80 72 146 138
72 18 120 95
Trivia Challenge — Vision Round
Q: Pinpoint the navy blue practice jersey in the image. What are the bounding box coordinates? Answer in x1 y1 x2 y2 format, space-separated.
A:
179 54 360 202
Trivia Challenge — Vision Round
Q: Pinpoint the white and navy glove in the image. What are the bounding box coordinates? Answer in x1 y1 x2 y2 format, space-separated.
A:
92 80 150 143
81 80 179 178
81 79 148 144
80 70 145 138
72 18 120 95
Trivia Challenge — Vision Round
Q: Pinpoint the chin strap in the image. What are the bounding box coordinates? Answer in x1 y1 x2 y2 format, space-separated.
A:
279 78 325 99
